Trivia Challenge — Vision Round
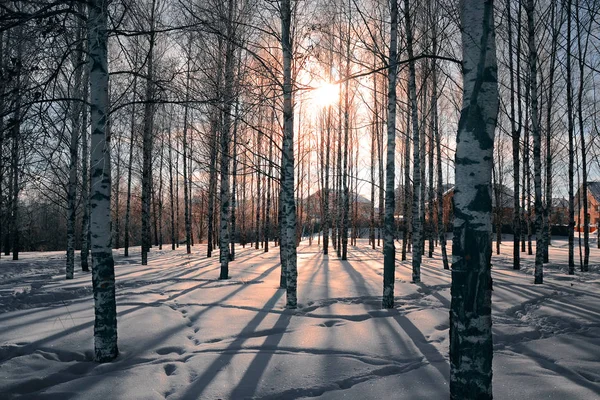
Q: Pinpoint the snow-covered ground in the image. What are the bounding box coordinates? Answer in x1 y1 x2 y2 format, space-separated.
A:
1 237 599 399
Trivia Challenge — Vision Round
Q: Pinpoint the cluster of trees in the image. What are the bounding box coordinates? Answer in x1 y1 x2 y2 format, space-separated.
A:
1 0 599 397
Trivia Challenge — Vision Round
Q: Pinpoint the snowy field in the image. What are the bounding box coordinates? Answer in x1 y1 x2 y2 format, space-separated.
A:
1 237 599 399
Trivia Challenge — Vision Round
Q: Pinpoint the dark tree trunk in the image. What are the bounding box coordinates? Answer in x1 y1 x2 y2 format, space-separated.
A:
141 0 157 266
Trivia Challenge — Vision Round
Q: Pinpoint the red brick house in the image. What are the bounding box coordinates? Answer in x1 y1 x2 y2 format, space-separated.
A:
433 184 514 231
575 181 600 233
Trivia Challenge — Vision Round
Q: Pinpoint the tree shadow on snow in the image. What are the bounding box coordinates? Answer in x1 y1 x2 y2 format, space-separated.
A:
178 289 290 400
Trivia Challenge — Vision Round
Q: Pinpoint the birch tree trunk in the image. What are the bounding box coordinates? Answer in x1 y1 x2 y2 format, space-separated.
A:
382 0 398 309
575 0 590 272
543 0 558 263
404 0 421 283
168 106 176 250
506 0 520 270
10 99 20 262
183 37 192 255
280 0 297 308
123 62 137 258
9 24 23 261
370 65 376 249
158 137 164 250
115 132 123 250
526 0 544 284
66 17 85 279
231 97 239 260
188 146 194 247
566 0 575 275
427 100 435 259
219 0 236 279
323 105 331 255
378 91 385 249
87 0 118 362
341 1 351 261
80 50 91 272
265 107 274 253
402 85 411 261
419 77 427 258
279 163 287 288
449 0 498 397
0 24 4 259
431 37 449 270
255 128 262 250
207 119 218 258
141 0 157 265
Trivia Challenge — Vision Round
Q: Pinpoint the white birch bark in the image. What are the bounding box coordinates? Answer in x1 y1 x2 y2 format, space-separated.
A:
66 21 84 279
382 0 398 309
526 0 543 284
87 0 118 362
183 36 192 255
449 0 498 397
219 0 236 280
80 50 91 272
404 0 421 283
280 0 297 308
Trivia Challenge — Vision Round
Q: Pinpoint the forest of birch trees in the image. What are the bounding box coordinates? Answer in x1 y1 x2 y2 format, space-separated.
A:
1 0 599 397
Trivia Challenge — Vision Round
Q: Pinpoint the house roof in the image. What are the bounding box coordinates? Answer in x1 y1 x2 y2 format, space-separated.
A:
305 189 371 204
552 198 569 208
441 184 515 208
588 181 600 202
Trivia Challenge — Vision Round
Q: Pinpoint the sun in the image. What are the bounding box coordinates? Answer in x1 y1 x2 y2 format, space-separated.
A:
312 82 339 107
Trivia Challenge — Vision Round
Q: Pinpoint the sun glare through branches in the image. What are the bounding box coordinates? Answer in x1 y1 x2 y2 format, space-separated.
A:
311 82 339 107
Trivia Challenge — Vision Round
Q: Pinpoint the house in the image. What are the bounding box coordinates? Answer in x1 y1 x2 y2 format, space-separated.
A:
431 184 515 231
550 198 569 226
575 181 600 233
301 189 374 229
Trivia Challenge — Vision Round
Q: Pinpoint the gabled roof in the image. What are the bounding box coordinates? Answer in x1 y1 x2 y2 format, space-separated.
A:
552 198 569 208
588 182 600 202
305 189 371 204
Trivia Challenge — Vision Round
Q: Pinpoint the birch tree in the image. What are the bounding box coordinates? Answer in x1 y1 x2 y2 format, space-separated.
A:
566 0 575 275
141 0 158 266
218 0 236 280
449 0 498 397
506 0 520 270
527 0 543 284
65 16 85 280
382 0 398 309
87 0 118 362
404 0 421 283
280 0 297 309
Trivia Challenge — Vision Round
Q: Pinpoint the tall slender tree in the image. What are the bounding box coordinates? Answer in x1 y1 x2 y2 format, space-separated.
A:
506 0 520 270
87 0 118 362
280 0 297 309
218 0 236 280
141 0 158 266
405 0 421 283
527 0 543 284
566 0 575 275
382 0 398 309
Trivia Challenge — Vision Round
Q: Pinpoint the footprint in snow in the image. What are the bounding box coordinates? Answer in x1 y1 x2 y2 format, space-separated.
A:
156 346 186 356
319 319 345 328
163 363 177 376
